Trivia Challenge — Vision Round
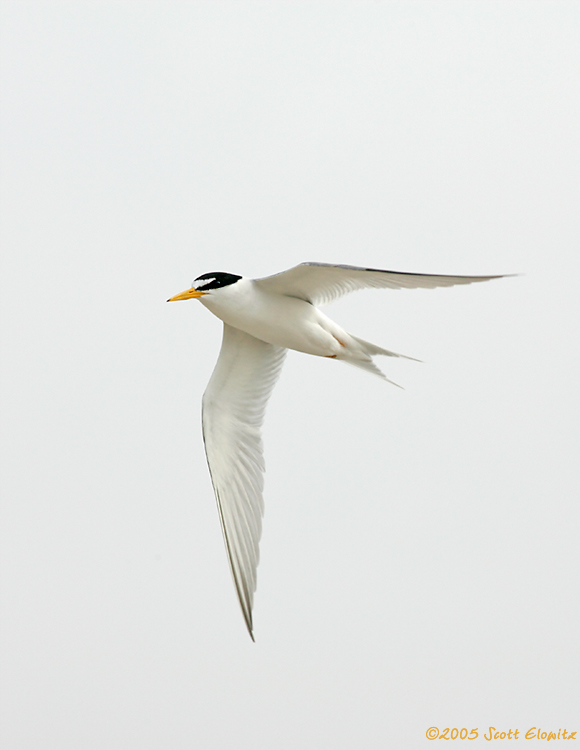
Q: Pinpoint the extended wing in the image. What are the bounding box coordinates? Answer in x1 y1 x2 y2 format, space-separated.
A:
255 262 507 306
202 323 287 640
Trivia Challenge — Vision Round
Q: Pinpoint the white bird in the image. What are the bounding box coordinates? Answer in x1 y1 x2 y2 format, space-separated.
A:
168 262 506 639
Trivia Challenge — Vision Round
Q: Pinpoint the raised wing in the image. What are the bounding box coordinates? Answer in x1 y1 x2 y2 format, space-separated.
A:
255 262 507 306
202 323 287 640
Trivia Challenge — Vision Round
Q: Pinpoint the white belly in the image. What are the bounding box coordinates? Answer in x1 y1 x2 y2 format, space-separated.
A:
199 280 343 357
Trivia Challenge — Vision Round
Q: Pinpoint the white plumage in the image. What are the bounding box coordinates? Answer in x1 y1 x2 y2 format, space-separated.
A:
169 262 507 639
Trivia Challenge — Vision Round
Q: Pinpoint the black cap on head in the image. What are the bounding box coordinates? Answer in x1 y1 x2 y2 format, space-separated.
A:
192 272 242 291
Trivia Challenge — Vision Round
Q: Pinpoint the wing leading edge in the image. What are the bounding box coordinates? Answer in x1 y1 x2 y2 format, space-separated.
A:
255 262 508 306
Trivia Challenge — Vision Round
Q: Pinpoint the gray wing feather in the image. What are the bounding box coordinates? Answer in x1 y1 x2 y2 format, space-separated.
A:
255 262 508 306
202 323 286 639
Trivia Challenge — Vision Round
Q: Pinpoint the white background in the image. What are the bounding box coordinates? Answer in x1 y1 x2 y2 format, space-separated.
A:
1 2 578 747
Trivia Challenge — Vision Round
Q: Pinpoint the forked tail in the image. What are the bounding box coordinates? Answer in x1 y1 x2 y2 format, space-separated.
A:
338 334 421 388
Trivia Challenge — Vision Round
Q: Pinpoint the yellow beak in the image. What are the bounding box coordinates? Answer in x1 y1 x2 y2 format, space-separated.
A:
167 287 208 302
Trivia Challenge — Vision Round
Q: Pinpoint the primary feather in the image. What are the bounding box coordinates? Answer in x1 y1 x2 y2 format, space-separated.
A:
202 324 286 639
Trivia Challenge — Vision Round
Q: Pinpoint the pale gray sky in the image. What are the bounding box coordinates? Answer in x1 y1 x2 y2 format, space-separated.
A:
1 2 578 748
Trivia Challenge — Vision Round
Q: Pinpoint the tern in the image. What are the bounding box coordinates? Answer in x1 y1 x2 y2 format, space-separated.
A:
169 262 506 639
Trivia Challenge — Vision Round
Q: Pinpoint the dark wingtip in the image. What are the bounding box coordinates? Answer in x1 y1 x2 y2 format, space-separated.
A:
246 615 255 642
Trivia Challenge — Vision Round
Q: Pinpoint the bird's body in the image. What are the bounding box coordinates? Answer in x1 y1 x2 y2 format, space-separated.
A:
200 278 342 356
169 262 508 639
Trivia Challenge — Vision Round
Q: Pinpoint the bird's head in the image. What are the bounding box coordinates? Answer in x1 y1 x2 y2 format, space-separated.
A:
167 272 242 302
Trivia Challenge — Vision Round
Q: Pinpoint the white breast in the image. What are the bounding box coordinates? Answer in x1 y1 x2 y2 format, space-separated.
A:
199 278 342 356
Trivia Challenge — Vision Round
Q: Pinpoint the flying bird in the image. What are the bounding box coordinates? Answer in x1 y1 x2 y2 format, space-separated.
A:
168 262 506 639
